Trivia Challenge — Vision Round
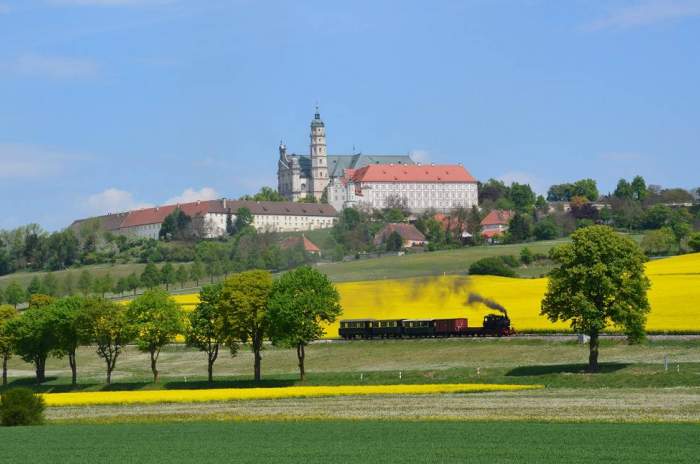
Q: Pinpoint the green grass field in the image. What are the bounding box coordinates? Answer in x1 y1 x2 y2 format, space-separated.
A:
4 337 700 423
317 239 568 281
1 421 698 463
7 337 700 391
0 262 149 291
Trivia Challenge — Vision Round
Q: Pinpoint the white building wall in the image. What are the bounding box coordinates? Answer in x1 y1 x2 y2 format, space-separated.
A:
342 181 478 213
120 223 161 240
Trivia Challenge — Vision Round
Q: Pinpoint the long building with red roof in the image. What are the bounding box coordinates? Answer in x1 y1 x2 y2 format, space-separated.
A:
70 199 337 240
327 163 478 213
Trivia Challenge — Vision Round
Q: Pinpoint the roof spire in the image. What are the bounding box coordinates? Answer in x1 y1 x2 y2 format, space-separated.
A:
314 103 320 120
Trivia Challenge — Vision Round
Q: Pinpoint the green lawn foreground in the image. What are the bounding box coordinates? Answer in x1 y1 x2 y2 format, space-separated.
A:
0 420 697 463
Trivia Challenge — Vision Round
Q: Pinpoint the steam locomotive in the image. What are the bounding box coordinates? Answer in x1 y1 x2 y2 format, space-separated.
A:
338 314 515 339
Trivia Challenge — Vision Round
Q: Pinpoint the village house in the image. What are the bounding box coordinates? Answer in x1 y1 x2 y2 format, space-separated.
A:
480 209 514 241
373 223 427 248
280 235 322 256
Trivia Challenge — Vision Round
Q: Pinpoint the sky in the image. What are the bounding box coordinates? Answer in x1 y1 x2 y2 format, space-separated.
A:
0 0 699 230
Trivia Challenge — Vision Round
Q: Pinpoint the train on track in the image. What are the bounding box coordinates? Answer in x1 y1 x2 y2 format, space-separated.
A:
338 314 515 339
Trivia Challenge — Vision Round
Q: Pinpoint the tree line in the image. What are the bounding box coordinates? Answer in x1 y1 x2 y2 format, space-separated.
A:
0 266 341 386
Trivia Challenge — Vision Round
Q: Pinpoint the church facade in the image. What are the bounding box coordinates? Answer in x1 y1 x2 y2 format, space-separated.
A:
277 109 415 205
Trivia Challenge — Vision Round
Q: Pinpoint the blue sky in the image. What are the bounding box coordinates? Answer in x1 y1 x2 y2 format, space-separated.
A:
0 0 698 230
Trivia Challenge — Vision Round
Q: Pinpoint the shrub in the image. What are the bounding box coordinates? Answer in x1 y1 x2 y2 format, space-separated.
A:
469 257 516 277
689 232 700 252
641 228 677 256
533 217 559 240
0 388 45 426
520 247 533 265
499 255 520 268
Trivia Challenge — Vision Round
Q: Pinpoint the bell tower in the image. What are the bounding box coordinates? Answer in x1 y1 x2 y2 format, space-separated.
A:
309 106 329 200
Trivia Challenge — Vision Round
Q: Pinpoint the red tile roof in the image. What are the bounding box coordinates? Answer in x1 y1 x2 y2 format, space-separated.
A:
280 235 321 253
349 164 476 183
481 229 505 239
120 200 220 228
480 210 514 227
373 223 427 245
116 199 337 229
434 213 467 233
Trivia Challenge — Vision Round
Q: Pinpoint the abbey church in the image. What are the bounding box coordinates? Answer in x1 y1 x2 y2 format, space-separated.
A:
277 109 415 202
277 109 479 214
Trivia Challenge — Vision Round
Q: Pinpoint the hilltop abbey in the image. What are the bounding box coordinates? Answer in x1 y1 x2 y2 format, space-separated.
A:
277 109 479 213
277 108 415 203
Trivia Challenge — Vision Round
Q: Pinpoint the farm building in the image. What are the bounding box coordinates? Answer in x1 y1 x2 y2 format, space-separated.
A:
280 235 322 256
373 223 427 248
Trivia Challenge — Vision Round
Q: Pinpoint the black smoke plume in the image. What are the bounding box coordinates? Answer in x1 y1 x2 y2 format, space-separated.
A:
466 292 508 317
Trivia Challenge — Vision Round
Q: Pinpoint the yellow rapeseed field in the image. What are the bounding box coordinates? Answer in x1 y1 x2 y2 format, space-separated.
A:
43 383 542 407
172 253 700 335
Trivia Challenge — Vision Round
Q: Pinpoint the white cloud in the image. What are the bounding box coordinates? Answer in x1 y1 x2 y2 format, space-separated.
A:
497 171 545 194
165 187 219 205
586 0 700 30
0 143 83 179
409 149 431 164
84 188 152 215
10 53 98 79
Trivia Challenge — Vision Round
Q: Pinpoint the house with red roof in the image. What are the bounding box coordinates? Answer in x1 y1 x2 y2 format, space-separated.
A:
480 209 514 241
373 223 427 248
327 163 479 213
280 235 322 255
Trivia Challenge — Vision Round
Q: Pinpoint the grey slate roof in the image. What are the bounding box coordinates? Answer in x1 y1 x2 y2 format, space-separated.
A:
208 200 337 217
288 153 415 178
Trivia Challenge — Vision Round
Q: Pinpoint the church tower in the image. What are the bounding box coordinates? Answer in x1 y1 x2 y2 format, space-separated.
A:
309 106 329 200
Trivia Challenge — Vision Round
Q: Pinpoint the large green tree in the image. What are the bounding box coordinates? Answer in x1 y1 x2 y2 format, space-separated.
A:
541 226 650 372
52 296 90 385
186 283 237 382
159 208 192 241
219 270 272 381
128 289 184 383
509 183 536 212
268 267 342 380
0 304 19 385
5 305 60 383
82 297 135 384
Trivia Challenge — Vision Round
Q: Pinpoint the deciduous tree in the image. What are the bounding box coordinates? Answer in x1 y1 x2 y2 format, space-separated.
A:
77 270 92 295
4 281 25 308
5 305 59 383
82 297 135 384
0 305 19 385
268 267 342 380
219 270 272 381
160 263 176 290
541 226 650 372
186 283 237 382
140 263 161 289
176 264 189 289
190 260 203 286
128 289 184 383
52 296 90 385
